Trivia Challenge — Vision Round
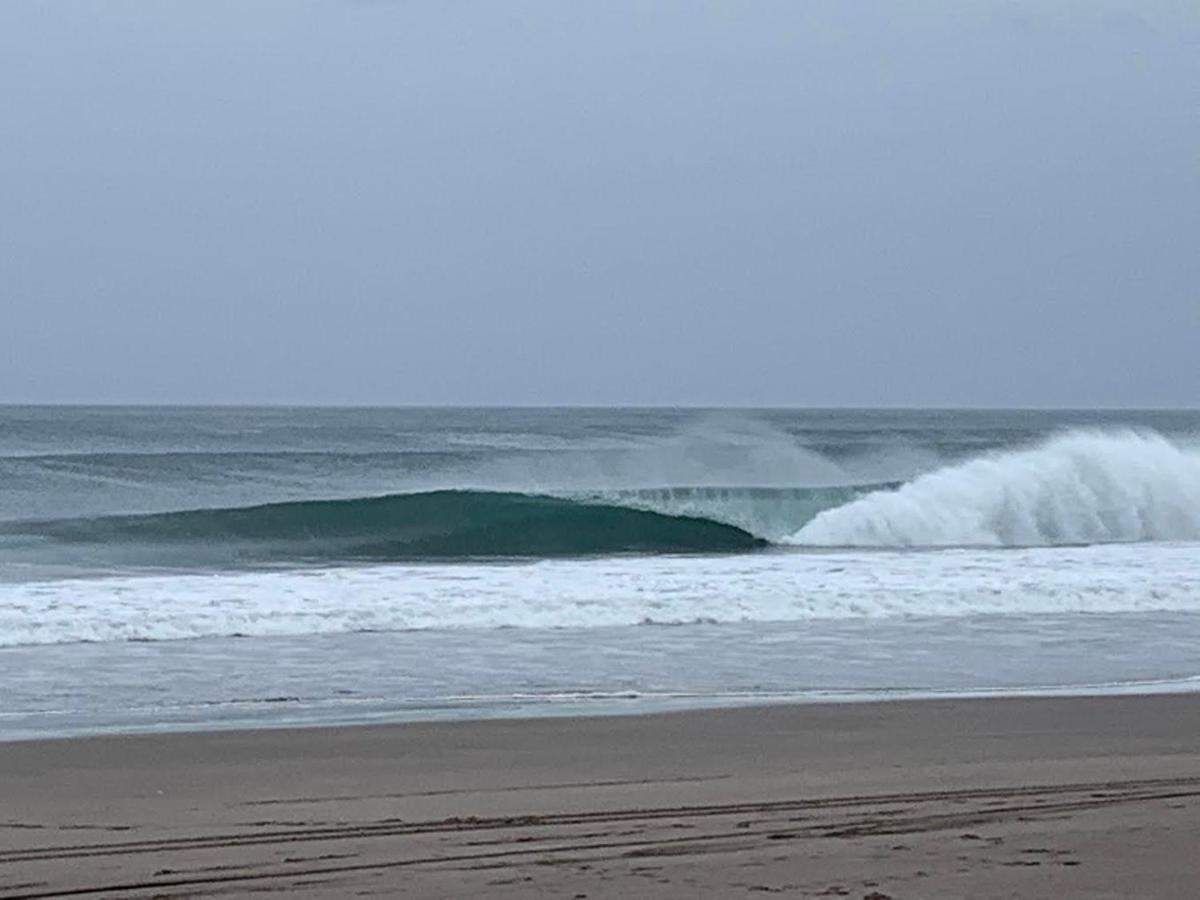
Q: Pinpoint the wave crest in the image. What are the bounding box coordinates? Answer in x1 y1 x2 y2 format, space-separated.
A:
787 430 1200 547
4 490 765 561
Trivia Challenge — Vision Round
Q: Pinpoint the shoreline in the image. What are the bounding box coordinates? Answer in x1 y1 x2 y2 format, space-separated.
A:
9 607 1200 743
5 675 1200 744
7 682 1200 747
3 694 1199 897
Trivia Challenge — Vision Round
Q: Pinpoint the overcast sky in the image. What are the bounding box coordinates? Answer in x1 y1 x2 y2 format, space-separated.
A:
2 1 1197 406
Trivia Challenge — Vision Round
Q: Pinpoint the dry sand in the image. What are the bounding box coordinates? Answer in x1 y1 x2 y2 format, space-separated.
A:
2 694 1200 898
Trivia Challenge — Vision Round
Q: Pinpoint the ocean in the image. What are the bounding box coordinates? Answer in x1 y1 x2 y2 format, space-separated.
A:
3 406 1200 739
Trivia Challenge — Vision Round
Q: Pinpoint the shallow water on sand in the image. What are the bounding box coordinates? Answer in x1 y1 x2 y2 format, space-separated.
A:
4 611 1200 739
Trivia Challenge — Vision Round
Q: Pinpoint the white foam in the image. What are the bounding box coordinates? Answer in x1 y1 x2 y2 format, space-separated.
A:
3 541 1200 646
787 430 1200 547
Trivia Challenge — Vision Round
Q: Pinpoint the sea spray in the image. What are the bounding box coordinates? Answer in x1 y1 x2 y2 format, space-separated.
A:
788 431 1200 547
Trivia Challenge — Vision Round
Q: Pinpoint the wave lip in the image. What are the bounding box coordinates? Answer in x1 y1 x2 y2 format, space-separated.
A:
0 490 766 563
787 430 1200 548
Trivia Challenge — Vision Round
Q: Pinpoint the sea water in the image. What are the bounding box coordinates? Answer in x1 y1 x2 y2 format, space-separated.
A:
2 406 1199 738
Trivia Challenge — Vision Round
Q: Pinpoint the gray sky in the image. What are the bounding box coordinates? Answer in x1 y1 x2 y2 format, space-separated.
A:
2 1 1197 406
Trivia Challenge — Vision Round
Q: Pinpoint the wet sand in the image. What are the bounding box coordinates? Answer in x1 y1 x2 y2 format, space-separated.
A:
2 694 1200 898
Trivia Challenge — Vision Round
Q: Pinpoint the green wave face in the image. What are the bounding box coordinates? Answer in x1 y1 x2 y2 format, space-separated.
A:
588 485 890 543
4 491 767 563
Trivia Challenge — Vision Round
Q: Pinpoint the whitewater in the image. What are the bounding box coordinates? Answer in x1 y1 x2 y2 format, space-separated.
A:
789 430 1200 548
3 407 1200 737
4 541 1200 646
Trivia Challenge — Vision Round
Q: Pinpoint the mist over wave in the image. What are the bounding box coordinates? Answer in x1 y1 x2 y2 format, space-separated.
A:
0 411 925 525
789 431 1200 548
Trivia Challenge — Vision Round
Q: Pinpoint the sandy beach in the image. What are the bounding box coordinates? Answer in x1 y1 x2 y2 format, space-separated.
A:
1 694 1199 898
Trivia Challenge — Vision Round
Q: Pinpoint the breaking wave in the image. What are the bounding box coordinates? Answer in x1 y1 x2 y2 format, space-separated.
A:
4 430 1198 567
789 431 1200 547
1 490 768 562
